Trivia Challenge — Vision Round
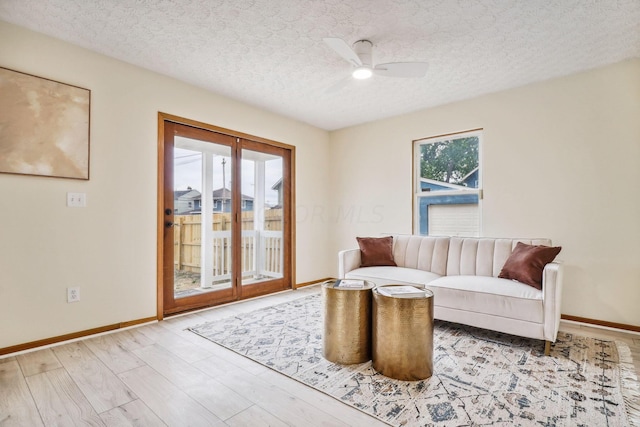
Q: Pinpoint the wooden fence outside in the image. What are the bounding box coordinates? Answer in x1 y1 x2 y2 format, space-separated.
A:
174 209 283 277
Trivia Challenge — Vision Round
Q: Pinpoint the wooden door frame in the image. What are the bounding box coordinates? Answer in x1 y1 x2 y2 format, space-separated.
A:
156 112 296 320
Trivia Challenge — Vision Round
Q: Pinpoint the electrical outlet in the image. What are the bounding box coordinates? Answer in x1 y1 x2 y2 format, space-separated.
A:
67 287 80 303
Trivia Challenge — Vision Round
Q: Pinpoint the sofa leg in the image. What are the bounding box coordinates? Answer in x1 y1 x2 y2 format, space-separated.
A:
544 340 551 356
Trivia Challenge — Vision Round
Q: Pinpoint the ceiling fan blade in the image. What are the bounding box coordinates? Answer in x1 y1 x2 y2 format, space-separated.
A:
373 62 429 78
323 37 362 67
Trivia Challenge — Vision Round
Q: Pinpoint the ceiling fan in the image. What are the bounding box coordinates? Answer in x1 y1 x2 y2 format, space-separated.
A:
323 37 428 91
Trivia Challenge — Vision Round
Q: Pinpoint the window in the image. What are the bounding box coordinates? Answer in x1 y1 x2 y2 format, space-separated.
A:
413 130 482 236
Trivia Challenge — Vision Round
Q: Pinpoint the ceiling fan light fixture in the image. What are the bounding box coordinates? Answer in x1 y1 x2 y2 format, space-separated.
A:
324 37 427 92
352 66 373 79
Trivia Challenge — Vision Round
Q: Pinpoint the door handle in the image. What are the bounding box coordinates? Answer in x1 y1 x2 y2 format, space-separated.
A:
166 221 174 228
165 208 172 215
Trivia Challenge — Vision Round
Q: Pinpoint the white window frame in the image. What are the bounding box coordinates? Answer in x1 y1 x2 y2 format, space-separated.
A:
413 129 483 236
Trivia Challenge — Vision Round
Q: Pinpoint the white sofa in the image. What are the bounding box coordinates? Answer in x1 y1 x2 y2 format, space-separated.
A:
338 235 563 355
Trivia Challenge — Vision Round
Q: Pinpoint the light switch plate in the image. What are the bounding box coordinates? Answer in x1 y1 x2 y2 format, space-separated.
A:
67 192 86 207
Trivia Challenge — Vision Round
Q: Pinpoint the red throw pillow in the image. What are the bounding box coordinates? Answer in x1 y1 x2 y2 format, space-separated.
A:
356 236 397 267
498 242 561 289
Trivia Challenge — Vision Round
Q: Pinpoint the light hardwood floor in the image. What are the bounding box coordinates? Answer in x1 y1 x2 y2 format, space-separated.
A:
2 285 639 426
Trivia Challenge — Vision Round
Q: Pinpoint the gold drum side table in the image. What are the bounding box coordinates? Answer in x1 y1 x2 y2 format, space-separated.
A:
372 285 434 381
322 280 375 364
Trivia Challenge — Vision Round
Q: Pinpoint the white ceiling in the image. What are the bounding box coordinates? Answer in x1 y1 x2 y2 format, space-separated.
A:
1 0 639 131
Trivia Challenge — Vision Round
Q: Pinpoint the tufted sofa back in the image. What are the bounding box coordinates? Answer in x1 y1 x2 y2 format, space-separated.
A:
392 235 450 275
392 235 552 277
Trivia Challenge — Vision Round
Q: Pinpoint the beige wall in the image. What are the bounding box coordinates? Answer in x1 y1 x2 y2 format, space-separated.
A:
2 19 638 350
330 59 640 327
0 22 332 348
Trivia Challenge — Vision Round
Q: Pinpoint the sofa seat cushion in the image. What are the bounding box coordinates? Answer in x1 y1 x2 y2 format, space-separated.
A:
345 266 441 287
427 276 543 323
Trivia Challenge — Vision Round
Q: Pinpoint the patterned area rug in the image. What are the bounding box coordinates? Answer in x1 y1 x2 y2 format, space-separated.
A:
189 293 640 426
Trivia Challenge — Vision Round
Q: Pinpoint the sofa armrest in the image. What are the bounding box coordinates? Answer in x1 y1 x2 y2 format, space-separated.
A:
338 249 361 278
542 261 564 342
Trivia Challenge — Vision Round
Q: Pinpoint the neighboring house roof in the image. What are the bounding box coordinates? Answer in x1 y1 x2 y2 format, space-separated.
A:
175 187 254 202
459 167 479 186
271 178 282 191
196 187 254 201
211 187 232 200
460 167 479 182
419 178 474 191
177 189 201 200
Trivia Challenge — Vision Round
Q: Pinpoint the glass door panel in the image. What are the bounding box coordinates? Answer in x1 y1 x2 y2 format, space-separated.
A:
240 148 284 287
173 136 233 299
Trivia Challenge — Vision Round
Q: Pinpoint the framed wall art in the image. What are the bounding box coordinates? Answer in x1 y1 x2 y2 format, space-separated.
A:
0 67 90 180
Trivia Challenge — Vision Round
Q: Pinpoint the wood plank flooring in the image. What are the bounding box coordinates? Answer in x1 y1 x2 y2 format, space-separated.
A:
1 284 638 426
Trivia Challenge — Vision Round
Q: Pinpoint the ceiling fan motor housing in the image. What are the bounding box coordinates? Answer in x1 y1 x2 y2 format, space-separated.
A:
353 40 373 67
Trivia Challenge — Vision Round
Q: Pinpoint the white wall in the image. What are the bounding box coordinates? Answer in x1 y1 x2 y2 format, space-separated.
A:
0 21 332 348
330 59 640 327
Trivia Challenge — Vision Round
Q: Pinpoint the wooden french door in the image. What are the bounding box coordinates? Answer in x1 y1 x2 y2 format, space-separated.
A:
159 116 293 316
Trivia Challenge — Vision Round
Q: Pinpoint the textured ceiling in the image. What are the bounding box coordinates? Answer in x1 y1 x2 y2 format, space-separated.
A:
1 0 639 130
